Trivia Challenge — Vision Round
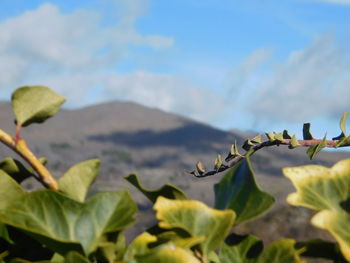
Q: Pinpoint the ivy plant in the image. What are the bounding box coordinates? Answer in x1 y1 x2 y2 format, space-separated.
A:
0 86 349 262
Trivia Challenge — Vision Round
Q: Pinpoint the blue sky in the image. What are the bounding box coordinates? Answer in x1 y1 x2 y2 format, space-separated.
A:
0 0 350 139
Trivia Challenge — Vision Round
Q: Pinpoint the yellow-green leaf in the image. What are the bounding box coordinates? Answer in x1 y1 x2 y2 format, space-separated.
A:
154 197 235 256
134 244 201 263
284 159 350 211
306 135 327 160
256 239 305 263
11 86 66 127
311 210 350 262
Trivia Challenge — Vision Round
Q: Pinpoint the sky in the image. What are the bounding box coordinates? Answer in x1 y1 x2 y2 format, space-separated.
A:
0 0 350 139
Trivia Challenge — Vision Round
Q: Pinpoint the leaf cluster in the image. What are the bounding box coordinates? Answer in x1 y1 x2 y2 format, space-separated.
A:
0 86 349 262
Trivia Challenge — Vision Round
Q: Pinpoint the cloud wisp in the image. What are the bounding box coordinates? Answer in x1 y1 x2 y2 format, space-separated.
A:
245 33 350 123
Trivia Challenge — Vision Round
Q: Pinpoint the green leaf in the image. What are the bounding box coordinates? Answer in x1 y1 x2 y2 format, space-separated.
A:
0 223 13 244
266 132 275 142
58 159 100 202
283 130 292 139
227 141 242 161
64 251 90 263
274 133 284 142
340 112 348 137
125 174 187 203
0 158 36 183
306 135 327 160
154 197 235 257
0 170 25 211
214 157 275 225
335 136 350 147
284 159 350 211
0 190 137 255
289 135 300 149
219 234 262 263
303 123 314 140
256 239 304 263
11 86 66 127
214 154 223 170
124 232 157 259
251 135 262 144
296 239 346 261
312 211 350 262
284 159 350 261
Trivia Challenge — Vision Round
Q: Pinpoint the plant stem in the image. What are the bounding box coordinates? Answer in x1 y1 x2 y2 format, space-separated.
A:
193 138 342 178
0 128 59 190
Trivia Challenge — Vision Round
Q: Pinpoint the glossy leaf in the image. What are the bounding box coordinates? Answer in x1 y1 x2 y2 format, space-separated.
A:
0 190 137 255
58 159 100 202
125 174 187 203
306 135 327 160
11 86 66 127
303 123 313 140
0 170 25 210
154 196 235 256
214 157 274 225
284 159 350 211
219 234 262 263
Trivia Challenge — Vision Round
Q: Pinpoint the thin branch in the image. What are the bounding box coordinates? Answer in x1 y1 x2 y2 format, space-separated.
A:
192 138 342 178
0 128 59 190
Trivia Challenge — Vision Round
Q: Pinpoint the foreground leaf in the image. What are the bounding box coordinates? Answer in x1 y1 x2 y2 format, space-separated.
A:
0 170 25 210
0 158 36 183
256 239 304 263
220 237 304 263
125 174 187 203
284 159 350 211
312 211 350 262
58 159 100 202
214 157 274 225
11 86 66 127
134 244 201 263
0 190 137 255
219 234 262 263
154 197 235 257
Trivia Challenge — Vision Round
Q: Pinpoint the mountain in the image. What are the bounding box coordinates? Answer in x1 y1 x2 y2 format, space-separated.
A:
0 100 348 242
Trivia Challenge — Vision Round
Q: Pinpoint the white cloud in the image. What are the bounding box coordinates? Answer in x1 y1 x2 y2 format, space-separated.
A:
228 48 271 98
0 1 226 125
0 1 174 95
247 33 350 122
